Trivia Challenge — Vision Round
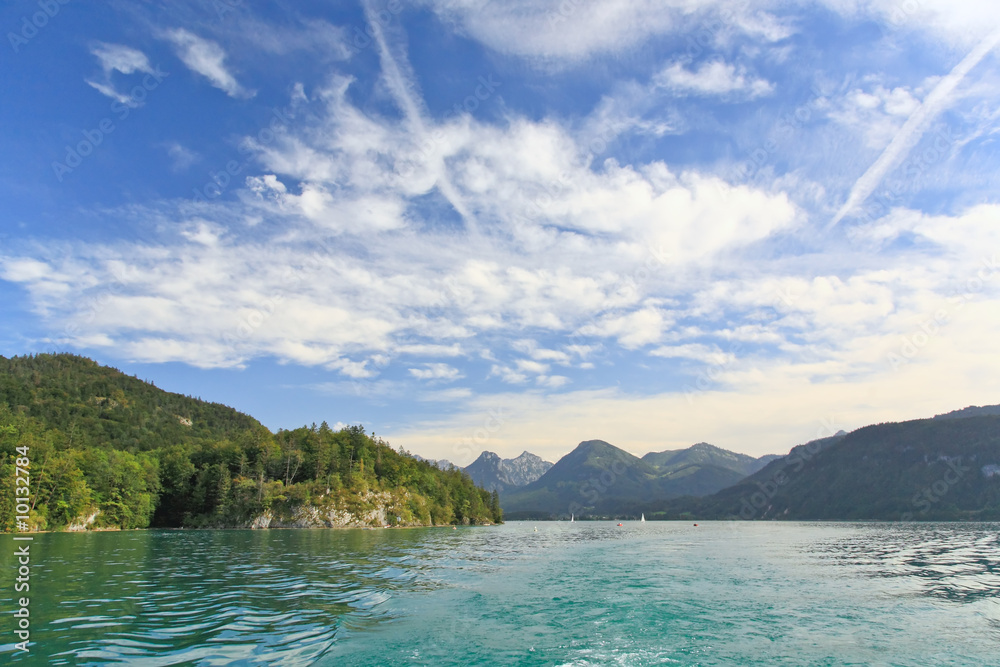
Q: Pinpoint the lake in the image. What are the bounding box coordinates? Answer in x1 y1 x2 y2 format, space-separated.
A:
2 522 999 665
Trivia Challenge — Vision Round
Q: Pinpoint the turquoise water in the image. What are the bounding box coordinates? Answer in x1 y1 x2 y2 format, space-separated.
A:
2 522 999 665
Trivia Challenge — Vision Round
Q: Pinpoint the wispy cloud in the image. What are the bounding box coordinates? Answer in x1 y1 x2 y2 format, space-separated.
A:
85 42 154 104
91 42 153 76
409 363 464 381
654 60 774 99
162 142 200 172
361 0 477 234
829 27 1000 228
164 29 254 98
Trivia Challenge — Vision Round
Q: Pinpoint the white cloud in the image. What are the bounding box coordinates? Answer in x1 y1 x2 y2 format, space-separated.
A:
229 17 352 60
537 375 570 389
651 343 734 365
409 363 464 381
1 258 53 282
163 142 200 172
654 59 774 98
90 42 153 76
165 29 254 98
820 0 1000 46
85 42 155 104
327 357 380 379
826 83 925 149
579 307 669 349
422 0 792 65
515 359 550 375
425 0 676 62
488 364 528 385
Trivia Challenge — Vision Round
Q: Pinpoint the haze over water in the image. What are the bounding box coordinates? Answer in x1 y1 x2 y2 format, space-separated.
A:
3 522 999 665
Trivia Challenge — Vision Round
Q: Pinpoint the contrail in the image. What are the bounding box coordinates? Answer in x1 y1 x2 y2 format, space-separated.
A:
362 0 479 236
828 27 1000 230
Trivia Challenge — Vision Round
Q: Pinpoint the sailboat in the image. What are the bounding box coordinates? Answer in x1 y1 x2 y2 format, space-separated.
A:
640 513 645 523
570 513 574 523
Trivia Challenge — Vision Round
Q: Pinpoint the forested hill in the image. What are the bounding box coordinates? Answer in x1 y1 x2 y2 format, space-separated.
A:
0 353 502 532
652 415 1000 521
0 353 262 450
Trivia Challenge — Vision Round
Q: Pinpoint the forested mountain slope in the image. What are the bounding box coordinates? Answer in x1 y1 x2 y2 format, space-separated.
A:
0 354 502 531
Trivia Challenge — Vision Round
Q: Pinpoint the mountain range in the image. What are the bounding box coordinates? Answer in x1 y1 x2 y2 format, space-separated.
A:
491 404 1000 520
655 413 1000 521
5 353 998 525
500 441 780 518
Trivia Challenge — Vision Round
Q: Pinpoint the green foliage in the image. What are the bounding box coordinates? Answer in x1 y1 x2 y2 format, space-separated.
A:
657 419 1000 521
0 353 261 452
0 353 502 531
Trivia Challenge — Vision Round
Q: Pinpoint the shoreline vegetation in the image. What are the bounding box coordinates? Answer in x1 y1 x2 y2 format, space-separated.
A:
0 353 502 533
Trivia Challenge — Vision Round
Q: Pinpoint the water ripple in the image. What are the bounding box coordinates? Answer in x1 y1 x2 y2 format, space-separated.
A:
4 523 1000 665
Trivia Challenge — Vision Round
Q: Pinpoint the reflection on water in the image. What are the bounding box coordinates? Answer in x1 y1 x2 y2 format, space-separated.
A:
1 529 440 665
1 523 999 665
810 523 1000 604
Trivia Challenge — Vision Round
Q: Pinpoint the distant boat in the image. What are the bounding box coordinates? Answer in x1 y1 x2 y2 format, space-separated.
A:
570 513 574 523
640 513 645 523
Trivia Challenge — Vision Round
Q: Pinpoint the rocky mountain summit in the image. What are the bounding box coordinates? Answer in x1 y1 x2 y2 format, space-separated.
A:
464 450 553 493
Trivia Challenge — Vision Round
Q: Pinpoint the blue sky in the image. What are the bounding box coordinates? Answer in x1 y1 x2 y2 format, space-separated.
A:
2 0 1000 464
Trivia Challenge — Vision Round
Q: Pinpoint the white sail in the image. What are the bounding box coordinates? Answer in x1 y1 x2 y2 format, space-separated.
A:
570 513 574 523
640 513 645 522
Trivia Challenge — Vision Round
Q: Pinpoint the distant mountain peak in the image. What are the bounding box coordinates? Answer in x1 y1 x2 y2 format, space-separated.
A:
574 439 616 452
413 454 457 470
464 449 553 493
